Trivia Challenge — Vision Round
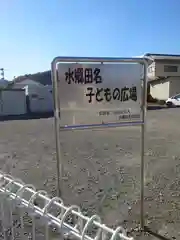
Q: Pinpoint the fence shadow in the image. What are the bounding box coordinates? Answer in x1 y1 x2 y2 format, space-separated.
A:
144 226 172 240
147 105 167 110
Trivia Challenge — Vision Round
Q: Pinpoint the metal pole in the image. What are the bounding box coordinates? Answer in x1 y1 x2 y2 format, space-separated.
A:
51 60 63 197
140 60 148 229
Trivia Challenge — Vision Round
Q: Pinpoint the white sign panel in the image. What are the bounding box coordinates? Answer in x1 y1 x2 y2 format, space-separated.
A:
57 63 143 128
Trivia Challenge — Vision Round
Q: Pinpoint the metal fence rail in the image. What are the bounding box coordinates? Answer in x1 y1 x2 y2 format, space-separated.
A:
0 172 133 240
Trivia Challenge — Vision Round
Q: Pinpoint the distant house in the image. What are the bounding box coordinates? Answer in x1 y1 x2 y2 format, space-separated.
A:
145 53 180 100
10 72 53 113
11 70 52 88
12 78 42 89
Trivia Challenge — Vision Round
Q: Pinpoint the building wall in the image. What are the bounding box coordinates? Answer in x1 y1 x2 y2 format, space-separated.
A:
150 80 170 100
12 79 53 113
24 85 53 113
155 62 180 77
150 77 180 100
148 59 180 100
169 77 180 96
0 90 27 116
148 61 180 80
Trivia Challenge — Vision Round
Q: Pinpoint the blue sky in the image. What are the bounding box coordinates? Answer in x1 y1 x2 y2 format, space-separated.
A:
1 0 180 80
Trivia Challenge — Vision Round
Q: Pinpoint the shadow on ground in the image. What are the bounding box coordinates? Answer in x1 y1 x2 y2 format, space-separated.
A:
0 105 177 122
0 112 54 122
147 105 167 110
147 104 180 110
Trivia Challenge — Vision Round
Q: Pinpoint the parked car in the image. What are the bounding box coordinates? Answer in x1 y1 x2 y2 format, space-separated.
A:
166 93 180 107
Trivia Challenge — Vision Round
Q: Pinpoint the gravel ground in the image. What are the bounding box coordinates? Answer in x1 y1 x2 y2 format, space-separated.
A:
0 108 180 239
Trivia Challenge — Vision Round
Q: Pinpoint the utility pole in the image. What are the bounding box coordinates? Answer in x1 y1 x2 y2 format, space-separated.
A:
0 68 4 80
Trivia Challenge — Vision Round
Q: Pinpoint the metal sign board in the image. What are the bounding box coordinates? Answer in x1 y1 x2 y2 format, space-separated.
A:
57 63 143 129
51 56 148 230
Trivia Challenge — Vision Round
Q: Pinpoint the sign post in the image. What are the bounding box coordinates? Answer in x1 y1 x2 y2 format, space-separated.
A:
51 56 148 229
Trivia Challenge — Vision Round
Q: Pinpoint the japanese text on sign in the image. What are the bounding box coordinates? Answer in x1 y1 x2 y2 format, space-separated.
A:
64 67 137 103
65 67 102 84
99 109 131 116
86 86 137 103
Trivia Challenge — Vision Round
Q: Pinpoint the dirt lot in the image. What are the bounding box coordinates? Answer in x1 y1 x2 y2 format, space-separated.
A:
0 108 180 239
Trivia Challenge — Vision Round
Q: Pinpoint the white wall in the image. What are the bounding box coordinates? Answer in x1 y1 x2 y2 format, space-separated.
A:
24 85 53 113
150 80 170 100
150 76 180 100
0 90 27 116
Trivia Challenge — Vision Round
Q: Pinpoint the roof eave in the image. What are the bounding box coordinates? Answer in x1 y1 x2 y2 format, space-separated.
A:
143 53 180 61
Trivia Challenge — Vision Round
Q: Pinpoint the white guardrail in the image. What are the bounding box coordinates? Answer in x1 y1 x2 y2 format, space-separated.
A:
0 172 133 240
